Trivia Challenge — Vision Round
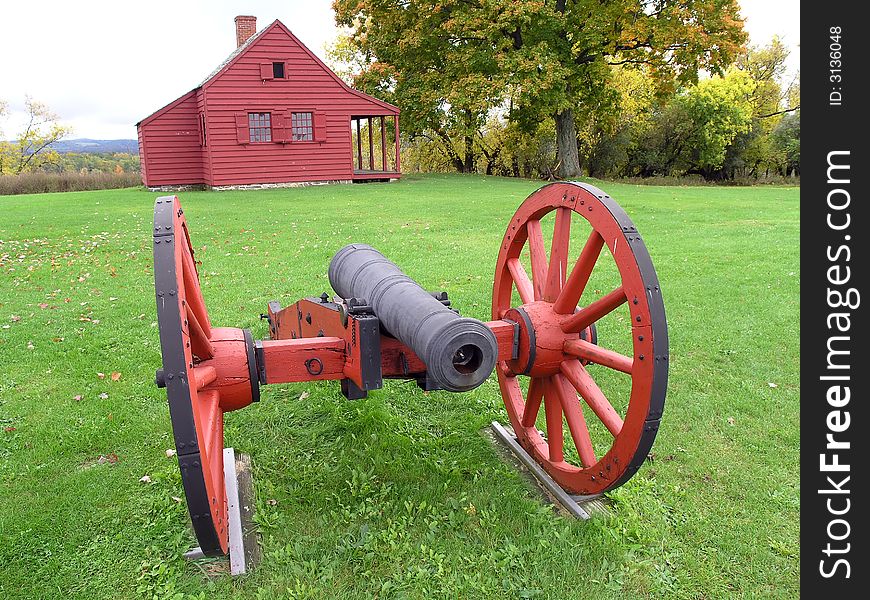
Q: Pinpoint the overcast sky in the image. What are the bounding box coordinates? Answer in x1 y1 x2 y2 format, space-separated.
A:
0 0 799 140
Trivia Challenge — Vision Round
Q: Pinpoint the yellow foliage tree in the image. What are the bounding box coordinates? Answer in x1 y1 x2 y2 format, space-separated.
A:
0 96 73 175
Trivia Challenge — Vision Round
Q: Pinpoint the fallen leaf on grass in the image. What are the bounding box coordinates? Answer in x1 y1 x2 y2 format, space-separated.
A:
110 372 121 382
3 427 15 433
172 496 183 503
727 417 735 426
299 391 310 401
73 394 83 402
80 453 120 468
768 382 778 388
10 315 21 322
97 372 106 380
52 337 64 342
38 303 49 309
139 475 152 483
267 499 278 506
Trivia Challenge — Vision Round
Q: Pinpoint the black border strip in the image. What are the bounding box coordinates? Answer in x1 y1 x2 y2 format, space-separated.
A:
569 182 669 492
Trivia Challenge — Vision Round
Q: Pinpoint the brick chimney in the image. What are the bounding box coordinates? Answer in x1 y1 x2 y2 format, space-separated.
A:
235 15 257 48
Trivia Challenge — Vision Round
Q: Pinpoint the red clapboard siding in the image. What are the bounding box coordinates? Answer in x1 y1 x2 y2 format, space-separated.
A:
137 127 147 183
136 19 399 187
137 90 204 186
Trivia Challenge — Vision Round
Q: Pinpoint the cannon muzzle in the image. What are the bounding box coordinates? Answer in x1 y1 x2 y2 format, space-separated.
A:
328 244 498 392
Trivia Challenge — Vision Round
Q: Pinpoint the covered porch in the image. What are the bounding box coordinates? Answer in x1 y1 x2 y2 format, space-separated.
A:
350 114 401 182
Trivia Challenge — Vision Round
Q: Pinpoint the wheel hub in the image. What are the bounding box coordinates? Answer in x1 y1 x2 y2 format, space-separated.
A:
505 302 580 378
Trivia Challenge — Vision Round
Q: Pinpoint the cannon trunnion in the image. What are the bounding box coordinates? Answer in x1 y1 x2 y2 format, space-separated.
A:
153 182 668 556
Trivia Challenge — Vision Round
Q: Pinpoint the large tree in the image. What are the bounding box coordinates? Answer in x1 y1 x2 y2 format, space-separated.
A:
333 0 746 178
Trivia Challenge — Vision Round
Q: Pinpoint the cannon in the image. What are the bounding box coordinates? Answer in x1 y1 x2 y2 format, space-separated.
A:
153 182 668 556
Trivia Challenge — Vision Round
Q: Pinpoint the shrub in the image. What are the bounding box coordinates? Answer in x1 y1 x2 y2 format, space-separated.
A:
0 172 142 196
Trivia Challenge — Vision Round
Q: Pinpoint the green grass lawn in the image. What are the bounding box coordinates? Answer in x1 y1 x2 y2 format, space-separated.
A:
0 174 799 599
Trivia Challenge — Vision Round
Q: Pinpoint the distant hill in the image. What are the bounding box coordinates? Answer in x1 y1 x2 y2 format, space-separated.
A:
50 139 139 154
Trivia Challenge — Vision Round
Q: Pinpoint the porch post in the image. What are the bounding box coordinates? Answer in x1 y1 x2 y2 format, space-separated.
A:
368 118 375 171
394 115 401 174
380 116 388 171
356 118 363 171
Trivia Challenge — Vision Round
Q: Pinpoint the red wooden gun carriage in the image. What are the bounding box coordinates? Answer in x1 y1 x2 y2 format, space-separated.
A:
153 182 668 556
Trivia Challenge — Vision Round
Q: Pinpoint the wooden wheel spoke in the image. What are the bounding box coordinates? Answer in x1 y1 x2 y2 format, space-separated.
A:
543 379 564 462
561 286 627 333
543 207 571 301
521 376 547 427
563 339 633 374
526 220 548 301
560 360 623 436
180 237 212 338
507 258 534 304
552 374 597 467
193 365 218 390
196 390 222 465
553 231 604 314
185 303 216 360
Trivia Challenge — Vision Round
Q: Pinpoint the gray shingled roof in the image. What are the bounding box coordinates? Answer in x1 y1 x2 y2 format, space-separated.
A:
197 24 270 88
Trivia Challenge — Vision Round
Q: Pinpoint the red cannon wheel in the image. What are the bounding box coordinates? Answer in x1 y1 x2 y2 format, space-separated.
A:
153 196 258 555
493 182 668 496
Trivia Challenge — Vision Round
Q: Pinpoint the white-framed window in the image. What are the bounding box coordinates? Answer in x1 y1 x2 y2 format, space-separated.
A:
291 112 313 141
248 112 272 143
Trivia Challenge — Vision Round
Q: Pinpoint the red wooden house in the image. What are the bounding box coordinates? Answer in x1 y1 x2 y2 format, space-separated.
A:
137 16 400 189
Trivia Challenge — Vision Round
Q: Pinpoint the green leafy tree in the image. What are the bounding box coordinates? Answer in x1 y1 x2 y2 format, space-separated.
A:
771 112 799 176
0 96 73 175
579 66 657 177
334 0 746 178
627 68 753 178
332 2 506 172
725 38 799 178
680 68 754 176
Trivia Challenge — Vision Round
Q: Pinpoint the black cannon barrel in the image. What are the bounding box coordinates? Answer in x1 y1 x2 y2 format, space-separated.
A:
329 244 498 392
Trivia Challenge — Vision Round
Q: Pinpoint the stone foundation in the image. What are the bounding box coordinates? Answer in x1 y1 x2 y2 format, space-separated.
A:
147 179 354 193
211 179 352 191
147 184 208 193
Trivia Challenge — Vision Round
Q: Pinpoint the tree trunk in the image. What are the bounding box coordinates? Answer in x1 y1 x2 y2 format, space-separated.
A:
463 131 475 173
433 128 465 172
555 109 582 179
